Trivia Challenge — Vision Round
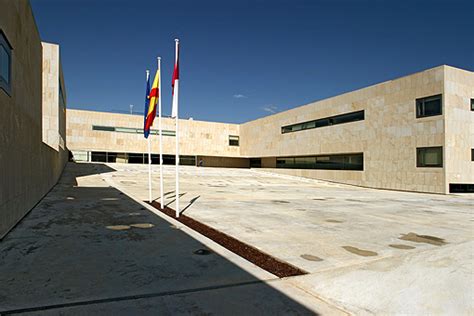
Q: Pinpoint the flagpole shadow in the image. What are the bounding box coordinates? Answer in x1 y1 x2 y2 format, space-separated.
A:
180 195 200 216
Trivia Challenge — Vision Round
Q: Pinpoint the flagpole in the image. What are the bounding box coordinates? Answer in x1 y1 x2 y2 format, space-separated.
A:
146 70 152 203
158 57 164 210
174 39 180 218
147 136 152 203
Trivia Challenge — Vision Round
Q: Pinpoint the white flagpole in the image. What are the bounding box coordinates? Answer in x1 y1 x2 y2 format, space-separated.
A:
147 136 152 203
158 57 164 210
174 39 180 218
146 70 152 203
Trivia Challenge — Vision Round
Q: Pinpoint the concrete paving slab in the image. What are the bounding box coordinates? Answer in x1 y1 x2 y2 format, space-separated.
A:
286 240 473 315
15 279 347 316
104 163 474 314
0 163 339 315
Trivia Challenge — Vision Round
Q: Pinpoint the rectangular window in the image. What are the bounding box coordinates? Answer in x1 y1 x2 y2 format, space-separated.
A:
416 95 442 118
92 125 176 136
276 157 295 167
180 155 196 166
250 158 261 168
229 135 239 146
91 151 107 162
276 153 363 171
92 125 115 132
281 110 364 134
0 30 12 95
471 148 474 161
416 147 443 167
471 99 474 111
449 183 474 193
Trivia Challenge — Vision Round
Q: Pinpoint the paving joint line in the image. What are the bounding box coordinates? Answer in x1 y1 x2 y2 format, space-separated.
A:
0 280 264 315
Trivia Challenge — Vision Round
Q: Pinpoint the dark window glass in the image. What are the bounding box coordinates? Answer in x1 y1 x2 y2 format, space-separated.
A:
416 147 443 167
449 183 474 193
315 118 330 128
276 157 295 167
180 155 196 166
0 30 12 95
160 155 195 165
281 110 364 134
91 152 107 162
304 121 316 129
471 99 474 111
229 135 239 146
416 95 442 118
106 152 117 163
276 153 363 171
92 125 115 132
471 148 474 161
163 155 176 165
128 153 145 164
92 125 175 136
250 158 261 168
0 46 9 82
294 157 316 168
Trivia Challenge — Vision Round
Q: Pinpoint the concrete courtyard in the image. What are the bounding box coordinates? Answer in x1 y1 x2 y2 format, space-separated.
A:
1 162 473 315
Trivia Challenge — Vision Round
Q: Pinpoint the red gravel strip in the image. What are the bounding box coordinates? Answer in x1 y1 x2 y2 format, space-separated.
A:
148 201 307 278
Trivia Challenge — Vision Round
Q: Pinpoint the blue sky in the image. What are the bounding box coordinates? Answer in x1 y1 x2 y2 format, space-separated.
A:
31 0 474 123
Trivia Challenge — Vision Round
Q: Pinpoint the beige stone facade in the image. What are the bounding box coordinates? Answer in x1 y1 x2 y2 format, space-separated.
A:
67 109 241 159
67 66 473 194
0 0 67 238
241 66 473 194
42 42 66 151
444 67 474 190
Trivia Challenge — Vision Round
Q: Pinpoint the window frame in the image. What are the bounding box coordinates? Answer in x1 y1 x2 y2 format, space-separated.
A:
229 135 239 146
416 146 443 168
415 94 442 118
0 29 13 96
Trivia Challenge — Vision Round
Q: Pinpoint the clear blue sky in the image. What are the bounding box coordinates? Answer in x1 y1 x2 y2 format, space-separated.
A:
31 0 474 123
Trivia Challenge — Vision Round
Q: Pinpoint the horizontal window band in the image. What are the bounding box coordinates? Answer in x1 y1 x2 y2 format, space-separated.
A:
281 110 364 134
276 153 363 171
92 125 176 136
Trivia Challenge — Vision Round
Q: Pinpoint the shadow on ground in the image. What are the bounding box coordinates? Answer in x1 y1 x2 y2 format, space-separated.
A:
0 163 316 315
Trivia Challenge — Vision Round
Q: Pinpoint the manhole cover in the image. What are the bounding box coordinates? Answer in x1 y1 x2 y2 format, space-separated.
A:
193 249 212 255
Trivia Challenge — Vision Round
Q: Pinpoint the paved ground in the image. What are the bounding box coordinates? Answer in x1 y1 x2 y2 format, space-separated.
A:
0 163 342 315
1 162 472 315
108 163 474 315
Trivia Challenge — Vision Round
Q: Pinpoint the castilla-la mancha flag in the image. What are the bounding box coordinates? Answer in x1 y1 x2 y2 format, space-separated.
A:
144 68 160 138
171 40 179 118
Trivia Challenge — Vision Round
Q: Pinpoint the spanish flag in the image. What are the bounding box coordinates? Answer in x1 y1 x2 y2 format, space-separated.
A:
144 68 160 138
